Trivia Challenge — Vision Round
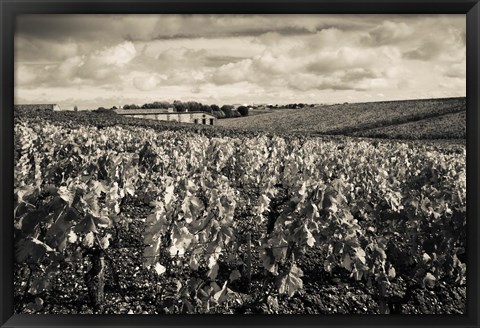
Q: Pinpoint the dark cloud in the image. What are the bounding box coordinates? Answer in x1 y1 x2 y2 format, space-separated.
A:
364 21 414 46
403 39 448 60
288 76 367 92
204 55 247 67
15 14 382 42
16 15 109 42
441 63 466 79
15 37 78 62
305 47 385 74
342 68 380 81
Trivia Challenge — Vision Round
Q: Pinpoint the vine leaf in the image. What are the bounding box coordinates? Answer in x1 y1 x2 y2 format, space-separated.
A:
342 253 353 271
189 255 200 271
276 264 304 297
260 248 278 275
154 263 166 276
207 263 220 280
213 281 228 304
83 232 95 248
74 215 98 234
29 277 50 295
26 297 44 312
229 269 242 282
15 238 53 263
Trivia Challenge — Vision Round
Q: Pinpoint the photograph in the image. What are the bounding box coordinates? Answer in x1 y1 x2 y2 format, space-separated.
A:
13 13 467 315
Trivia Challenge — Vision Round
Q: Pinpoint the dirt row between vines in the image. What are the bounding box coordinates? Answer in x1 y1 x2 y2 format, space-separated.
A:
15 198 465 315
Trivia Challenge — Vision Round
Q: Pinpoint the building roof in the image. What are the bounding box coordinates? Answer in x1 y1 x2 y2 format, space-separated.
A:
115 108 173 115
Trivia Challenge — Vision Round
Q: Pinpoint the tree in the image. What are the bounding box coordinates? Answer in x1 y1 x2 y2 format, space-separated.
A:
173 100 187 112
151 101 171 109
237 106 249 117
231 109 241 118
201 104 212 113
212 110 226 119
211 104 220 112
186 101 202 112
123 104 140 109
74 105 78 112
220 105 234 118
93 107 117 114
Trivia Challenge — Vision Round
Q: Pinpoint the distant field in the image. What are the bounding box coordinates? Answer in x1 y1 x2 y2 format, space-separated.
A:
244 108 275 116
352 111 466 140
217 97 466 140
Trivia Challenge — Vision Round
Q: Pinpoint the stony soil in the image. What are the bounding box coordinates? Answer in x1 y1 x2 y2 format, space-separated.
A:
14 201 466 315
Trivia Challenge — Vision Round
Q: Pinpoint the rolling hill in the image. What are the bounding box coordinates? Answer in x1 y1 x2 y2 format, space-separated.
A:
217 97 466 140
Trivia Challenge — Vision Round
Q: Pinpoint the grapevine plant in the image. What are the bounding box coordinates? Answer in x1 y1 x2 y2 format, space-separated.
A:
14 115 467 313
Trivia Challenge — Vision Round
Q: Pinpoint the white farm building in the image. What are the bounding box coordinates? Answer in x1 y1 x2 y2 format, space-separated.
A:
114 108 217 125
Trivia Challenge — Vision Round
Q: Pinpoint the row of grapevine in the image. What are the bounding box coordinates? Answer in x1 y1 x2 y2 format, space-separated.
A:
14 116 466 313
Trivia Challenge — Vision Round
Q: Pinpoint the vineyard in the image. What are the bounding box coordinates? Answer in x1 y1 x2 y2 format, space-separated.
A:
352 111 466 140
14 110 466 314
217 97 466 140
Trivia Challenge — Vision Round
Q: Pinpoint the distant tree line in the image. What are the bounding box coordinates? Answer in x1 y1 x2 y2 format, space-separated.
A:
92 101 318 117
266 103 316 109
119 101 248 119
92 106 118 114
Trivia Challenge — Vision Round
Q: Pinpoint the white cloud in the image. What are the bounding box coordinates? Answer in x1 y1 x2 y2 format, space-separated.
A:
133 73 167 91
15 14 466 108
15 65 37 85
252 51 301 75
211 59 253 85
93 41 137 66
367 21 414 45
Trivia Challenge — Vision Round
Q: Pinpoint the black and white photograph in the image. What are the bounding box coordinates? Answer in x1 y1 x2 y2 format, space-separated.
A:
13 14 467 315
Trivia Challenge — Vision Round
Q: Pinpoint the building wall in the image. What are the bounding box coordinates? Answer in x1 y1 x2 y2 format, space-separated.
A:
123 112 216 125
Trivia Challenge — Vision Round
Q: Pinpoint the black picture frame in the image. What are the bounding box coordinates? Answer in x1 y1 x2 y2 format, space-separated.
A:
1 1 479 327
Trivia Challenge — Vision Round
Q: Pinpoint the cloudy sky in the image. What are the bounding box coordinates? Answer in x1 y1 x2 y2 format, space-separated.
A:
15 14 465 110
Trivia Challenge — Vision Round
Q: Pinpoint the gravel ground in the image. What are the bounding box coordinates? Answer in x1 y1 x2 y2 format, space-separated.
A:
14 200 466 315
